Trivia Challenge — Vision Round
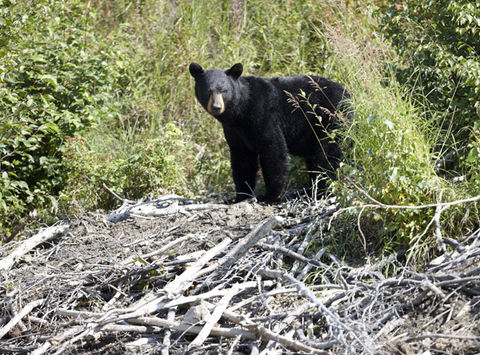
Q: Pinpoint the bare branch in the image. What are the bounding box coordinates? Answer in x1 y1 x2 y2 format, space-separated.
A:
0 224 69 271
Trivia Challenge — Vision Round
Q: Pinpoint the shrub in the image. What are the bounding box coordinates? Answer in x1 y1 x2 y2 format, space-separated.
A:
379 0 480 171
0 0 126 238
318 4 444 261
321 2 479 263
62 123 190 211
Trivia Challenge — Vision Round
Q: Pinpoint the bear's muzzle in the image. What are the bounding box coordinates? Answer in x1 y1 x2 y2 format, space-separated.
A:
207 92 225 116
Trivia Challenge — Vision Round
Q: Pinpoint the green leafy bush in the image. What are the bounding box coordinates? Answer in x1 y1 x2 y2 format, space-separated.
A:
62 123 190 211
379 1 480 169
0 0 126 238
464 122 480 196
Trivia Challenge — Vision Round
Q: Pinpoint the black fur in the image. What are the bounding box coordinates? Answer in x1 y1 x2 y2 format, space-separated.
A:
189 62 351 203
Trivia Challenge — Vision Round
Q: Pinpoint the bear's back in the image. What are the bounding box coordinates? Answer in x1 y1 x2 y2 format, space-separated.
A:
268 75 348 106
263 75 350 155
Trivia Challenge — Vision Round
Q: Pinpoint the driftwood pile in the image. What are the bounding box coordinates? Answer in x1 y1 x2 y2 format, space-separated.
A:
0 195 479 354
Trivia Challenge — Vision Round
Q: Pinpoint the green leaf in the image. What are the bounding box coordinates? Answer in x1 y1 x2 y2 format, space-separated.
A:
44 122 61 134
16 181 29 189
133 257 148 265
466 146 480 163
40 75 58 89
29 56 47 64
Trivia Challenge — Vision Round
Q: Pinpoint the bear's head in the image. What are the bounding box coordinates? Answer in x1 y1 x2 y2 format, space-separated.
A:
189 62 243 117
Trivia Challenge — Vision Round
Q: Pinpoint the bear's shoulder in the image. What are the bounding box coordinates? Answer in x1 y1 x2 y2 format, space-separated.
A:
238 75 277 95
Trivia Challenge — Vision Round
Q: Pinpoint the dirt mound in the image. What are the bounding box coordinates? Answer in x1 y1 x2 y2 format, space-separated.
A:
1 196 479 354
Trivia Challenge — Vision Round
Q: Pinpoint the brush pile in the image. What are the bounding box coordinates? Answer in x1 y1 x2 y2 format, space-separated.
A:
1 195 479 354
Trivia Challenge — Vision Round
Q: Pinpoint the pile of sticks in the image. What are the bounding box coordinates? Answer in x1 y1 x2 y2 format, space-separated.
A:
0 196 479 354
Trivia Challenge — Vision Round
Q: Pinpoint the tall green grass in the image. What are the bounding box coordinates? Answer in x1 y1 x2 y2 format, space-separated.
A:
62 0 343 210
313 3 479 264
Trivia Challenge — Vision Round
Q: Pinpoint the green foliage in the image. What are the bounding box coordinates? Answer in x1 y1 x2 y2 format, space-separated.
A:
336 85 440 251
379 0 480 166
1 0 477 263
464 122 480 197
62 123 188 210
304 2 436 258
325 2 478 263
0 0 126 237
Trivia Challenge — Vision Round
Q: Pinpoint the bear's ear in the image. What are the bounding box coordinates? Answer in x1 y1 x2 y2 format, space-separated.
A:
226 63 243 80
189 62 204 78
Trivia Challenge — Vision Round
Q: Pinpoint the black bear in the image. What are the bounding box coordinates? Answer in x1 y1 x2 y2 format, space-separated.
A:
189 62 351 203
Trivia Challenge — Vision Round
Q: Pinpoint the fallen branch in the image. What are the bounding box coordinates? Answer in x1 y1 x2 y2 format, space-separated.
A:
161 307 176 355
257 242 327 269
0 224 69 271
107 195 228 222
398 332 480 342
162 237 232 298
130 234 194 263
189 284 241 348
129 316 256 339
213 216 283 274
211 304 328 355
162 280 273 309
97 237 232 324
0 298 45 339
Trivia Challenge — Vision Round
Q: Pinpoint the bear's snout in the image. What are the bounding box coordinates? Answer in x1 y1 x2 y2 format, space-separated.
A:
207 92 225 116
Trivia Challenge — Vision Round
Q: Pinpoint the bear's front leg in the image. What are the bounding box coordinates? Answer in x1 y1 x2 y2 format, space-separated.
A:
230 147 259 202
259 138 288 203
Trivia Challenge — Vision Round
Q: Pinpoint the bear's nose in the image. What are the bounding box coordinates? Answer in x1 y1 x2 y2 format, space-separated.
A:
211 104 222 114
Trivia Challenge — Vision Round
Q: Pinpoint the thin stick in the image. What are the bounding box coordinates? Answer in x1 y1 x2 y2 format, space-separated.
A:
102 183 136 204
290 223 313 275
433 190 446 251
297 248 326 280
126 234 193 263
129 316 255 339
161 307 176 355
0 298 45 339
257 242 327 269
342 179 480 211
189 284 240 348
399 333 480 342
